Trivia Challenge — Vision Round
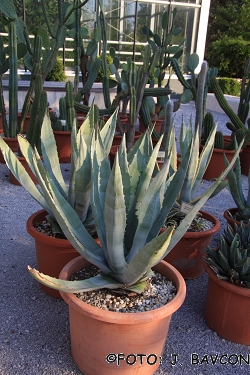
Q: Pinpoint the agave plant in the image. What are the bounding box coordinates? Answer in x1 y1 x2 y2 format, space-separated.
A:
204 222 250 288
224 153 250 222
163 116 228 228
0 104 117 236
26 120 242 294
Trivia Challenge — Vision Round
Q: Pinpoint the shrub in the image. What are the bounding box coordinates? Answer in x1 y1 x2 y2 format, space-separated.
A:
95 54 113 82
217 77 241 96
206 36 250 78
45 58 66 82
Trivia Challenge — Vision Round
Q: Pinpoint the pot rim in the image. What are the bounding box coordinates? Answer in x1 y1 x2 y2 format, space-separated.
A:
53 130 71 135
59 256 186 324
162 209 220 239
200 144 239 154
204 259 250 297
26 209 74 247
223 207 244 226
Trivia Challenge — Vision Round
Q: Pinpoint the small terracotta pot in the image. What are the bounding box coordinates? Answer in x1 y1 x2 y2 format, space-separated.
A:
0 112 8 134
240 141 250 176
204 260 250 345
53 130 71 163
139 118 163 134
201 145 238 180
0 137 18 164
109 145 119 167
27 209 79 298
9 156 39 185
59 256 186 375
223 207 247 230
112 130 142 147
18 113 30 134
163 210 220 279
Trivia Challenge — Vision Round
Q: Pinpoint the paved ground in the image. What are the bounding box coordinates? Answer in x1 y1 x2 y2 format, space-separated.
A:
1 102 250 375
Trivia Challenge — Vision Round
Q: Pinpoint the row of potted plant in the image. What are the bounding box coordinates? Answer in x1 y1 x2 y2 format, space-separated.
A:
0 95 248 374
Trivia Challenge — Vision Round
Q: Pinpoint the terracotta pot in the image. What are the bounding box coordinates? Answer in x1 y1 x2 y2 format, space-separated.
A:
18 113 30 134
59 256 186 375
223 207 247 230
139 118 163 134
0 137 18 164
163 210 220 279
26 209 79 298
204 260 250 345
53 130 71 163
112 130 142 147
109 145 119 167
0 112 8 134
76 113 86 128
9 156 38 185
201 145 238 180
240 142 250 176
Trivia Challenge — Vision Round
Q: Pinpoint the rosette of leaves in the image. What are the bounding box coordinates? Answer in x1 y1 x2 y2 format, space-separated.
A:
26 121 241 294
204 222 250 288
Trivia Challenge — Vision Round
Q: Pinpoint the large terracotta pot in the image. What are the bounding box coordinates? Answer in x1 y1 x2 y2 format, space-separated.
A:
204 261 250 345
201 145 238 180
9 156 38 185
26 209 79 298
0 137 18 164
240 142 250 176
53 130 71 163
163 210 220 279
59 256 186 375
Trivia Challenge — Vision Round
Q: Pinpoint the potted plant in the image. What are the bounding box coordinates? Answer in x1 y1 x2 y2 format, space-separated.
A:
26 120 240 374
223 153 250 227
0 21 27 163
161 115 227 279
201 112 244 180
0 104 117 298
210 59 250 176
203 221 250 345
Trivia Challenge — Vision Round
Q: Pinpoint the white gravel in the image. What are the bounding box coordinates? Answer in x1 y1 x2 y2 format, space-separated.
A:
1 102 250 375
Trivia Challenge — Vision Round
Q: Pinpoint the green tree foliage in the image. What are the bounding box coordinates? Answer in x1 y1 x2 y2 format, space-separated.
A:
205 0 250 77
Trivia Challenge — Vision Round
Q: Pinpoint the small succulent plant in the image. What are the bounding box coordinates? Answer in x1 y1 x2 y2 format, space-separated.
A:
204 222 250 288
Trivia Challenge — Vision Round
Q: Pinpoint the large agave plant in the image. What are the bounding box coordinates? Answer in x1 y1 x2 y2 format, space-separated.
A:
26 122 242 294
204 222 250 288
0 104 117 236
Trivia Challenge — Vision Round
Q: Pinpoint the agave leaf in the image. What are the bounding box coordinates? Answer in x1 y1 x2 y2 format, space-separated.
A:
180 127 199 203
117 137 131 216
28 266 124 292
218 250 231 273
127 158 171 260
31 154 110 273
104 152 128 274
236 257 250 276
191 124 216 197
224 155 248 214
0 136 50 212
40 113 67 197
120 227 174 285
100 107 118 153
125 136 163 251
168 141 242 252
146 141 192 241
